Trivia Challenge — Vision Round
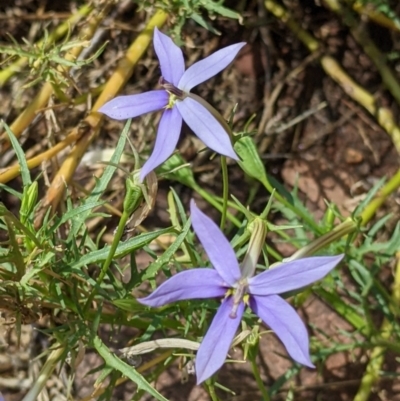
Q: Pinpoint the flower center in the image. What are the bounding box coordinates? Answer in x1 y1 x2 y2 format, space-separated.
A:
159 77 186 108
228 279 249 319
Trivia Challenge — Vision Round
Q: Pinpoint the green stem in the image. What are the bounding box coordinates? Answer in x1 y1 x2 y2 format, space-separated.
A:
220 156 229 229
84 210 130 312
207 382 221 401
249 353 270 401
193 183 241 227
98 210 130 285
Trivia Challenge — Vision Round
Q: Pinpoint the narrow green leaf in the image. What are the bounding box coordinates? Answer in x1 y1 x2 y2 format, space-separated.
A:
206 2 242 20
315 288 368 335
140 219 192 281
2 121 31 186
190 13 221 35
72 228 172 270
93 336 169 401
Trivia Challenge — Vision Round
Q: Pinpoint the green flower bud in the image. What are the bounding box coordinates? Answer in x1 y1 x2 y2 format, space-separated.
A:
234 136 268 183
241 217 267 278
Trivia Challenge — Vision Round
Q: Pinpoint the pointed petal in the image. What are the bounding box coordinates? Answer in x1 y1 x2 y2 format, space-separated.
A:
250 294 314 367
140 107 182 181
178 42 246 91
248 255 344 296
98 90 168 120
190 200 241 286
176 97 238 159
153 27 185 86
196 297 244 384
137 269 226 307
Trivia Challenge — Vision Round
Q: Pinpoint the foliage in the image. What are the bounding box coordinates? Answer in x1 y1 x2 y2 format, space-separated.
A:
1 0 400 400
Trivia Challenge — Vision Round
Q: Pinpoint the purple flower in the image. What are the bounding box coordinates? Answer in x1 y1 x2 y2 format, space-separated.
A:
99 28 245 181
138 200 344 384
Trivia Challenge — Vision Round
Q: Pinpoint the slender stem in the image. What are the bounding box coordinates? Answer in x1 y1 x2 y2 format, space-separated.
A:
220 156 229 229
193 183 241 227
98 211 130 285
250 353 270 401
207 382 221 401
84 210 130 312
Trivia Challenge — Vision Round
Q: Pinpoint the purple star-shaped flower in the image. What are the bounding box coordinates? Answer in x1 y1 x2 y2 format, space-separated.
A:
138 200 344 384
99 28 245 181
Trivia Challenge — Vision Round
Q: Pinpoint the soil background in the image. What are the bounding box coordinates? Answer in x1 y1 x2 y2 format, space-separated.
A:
1 0 400 400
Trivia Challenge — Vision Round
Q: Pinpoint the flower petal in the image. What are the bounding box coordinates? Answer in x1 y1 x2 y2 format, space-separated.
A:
98 90 168 120
196 297 244 384
178 42 246 91
137 269 226 307
190 200 241 286
153 28 185 86
248 255 344 296
176 97 238 160
140 107 182 181
250 294 314 367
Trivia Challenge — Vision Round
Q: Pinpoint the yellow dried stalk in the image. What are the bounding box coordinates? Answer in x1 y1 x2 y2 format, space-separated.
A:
0 3 93 87
360 168 400 225
0 127 83 183
264 0 400 155
349 0 400 33
0 1 112 148
0 9 168 190
324 0 400 107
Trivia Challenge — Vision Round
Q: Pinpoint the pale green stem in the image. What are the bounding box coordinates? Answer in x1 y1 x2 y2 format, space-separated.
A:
220 156 229 229
250 356 271 401
193 183 241 227
84 209 130 312
207 382 221 401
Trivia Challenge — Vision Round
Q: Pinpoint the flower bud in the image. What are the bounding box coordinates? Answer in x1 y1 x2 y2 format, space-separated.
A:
241 217 267 278
234 136 268 183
